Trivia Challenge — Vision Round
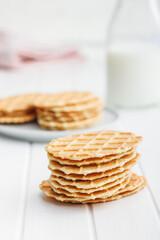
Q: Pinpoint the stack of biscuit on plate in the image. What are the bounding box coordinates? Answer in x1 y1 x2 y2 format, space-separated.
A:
40 130 147 203
0 93 39 123
0 91 104 130
35 91 103 130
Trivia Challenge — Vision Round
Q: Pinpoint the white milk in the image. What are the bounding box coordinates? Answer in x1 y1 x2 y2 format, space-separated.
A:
107 43 160 107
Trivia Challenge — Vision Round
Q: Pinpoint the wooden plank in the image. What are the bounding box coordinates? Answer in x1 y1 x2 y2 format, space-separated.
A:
0 72 32 240
118 108 160 213
0 136 30 240
23 143 90 240
93 165 160 240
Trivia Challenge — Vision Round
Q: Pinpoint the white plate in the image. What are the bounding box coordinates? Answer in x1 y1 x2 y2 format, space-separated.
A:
0 108 118 142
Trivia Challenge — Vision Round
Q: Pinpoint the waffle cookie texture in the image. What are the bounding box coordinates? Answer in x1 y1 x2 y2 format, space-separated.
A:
0 91 104 130
40 130 147 204
0 93 39 123
35 91 104 130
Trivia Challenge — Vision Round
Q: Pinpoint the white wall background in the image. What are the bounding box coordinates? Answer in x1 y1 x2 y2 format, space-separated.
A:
0 0 116 45
0 0 160 99
0 0 118 99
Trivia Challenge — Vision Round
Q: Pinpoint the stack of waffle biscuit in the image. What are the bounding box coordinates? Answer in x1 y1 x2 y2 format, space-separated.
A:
35 91 103 130
40 130 147 204
0 91 104 130
0 93 39 123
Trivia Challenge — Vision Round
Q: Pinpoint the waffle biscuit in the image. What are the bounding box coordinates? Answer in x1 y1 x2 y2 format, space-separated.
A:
35 91 98 107
50 172 131 194
37 106 101 115
40 177 130 203
0 109 34 117
81 174 147 203
38 111 101 123
35 91 104 130
37 107 102 122
38 111 102 123
47 148 136 166
115 173 146 194
49 169 131 189
39 115 89 123
0 93 39 123
51 175 131 199
46 98 103 112
49 152 138 175
35 92 103 111
0 93 39 113
46 130 143 160
40 173 146 203
38 112 102 130
0 113 36 123
49 155 138 181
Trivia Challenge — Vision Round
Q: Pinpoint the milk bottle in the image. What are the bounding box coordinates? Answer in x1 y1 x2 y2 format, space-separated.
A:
107 0 160 107
107 43 160 107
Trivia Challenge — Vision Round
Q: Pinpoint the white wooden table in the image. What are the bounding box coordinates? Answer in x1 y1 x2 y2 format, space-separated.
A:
0 52 160 240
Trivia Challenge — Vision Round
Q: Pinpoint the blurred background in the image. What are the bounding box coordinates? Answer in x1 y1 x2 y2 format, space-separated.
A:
0 0 115 44
1 0 160 108
0 0 116 102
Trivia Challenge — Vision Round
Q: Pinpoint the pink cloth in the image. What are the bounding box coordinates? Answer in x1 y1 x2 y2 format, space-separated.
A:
0 31 83 69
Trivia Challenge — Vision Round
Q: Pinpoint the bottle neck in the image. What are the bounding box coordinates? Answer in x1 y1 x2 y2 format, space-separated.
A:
107 0 160 45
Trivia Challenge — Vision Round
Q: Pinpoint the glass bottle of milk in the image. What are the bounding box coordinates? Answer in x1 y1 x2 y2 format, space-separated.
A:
107 0 160 107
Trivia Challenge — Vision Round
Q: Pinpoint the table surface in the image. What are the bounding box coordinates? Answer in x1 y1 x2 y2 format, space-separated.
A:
0 52 160 240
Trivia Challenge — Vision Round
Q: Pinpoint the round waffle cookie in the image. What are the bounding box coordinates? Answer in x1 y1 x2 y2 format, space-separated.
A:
46 130 143 160
48 154 138 180
36 97 103 113
40 130 146 204
50 175 131 200
47 148 136 166
48 152 139 175
35 91 104 130
38 112 102 130
34 91 103 109
0 113 36 123
36 107 102 122
49 169 131 189
0 93 39 123
40 173 147 203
